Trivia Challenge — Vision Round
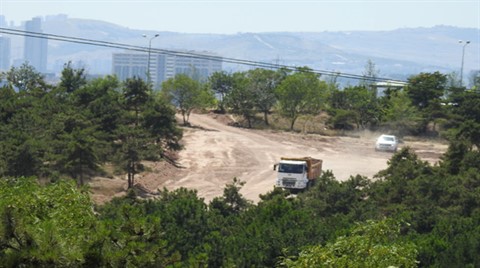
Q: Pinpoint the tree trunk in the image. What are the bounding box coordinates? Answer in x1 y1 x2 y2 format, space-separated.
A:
263 111 269 125
186 110 191 124
219 94 226 113
182 110 187 125
131 162 136 188
127 161 135 189
127 172 132 189
290 117 297 131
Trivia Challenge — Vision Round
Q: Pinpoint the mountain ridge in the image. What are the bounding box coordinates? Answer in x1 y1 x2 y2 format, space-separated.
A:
7 16 480 83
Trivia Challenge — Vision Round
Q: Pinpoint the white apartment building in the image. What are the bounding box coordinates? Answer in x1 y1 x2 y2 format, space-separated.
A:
112 50 222 87
112 53 149 82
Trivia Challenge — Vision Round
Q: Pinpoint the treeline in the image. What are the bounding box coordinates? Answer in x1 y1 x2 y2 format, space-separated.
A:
208 66 479 139
0 62 480 266
1 144 480 266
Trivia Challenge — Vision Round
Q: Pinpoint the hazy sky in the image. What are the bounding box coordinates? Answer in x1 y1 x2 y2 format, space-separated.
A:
1 0 479 33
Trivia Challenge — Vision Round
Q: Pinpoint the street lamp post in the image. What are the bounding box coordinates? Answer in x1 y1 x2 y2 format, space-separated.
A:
143 34 159 84
459 40 470 86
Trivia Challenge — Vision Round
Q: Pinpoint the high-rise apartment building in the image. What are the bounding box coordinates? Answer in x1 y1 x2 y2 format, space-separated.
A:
112 51 222 87
0 15 7 27
24 17 48 73
0 36 11 71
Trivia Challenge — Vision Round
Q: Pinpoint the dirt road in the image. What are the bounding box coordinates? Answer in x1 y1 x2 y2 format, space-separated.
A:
154 113 447 203
90 112 447 204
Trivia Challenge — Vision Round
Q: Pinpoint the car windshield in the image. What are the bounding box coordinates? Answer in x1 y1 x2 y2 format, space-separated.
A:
382 136 395 142
278 164 304 174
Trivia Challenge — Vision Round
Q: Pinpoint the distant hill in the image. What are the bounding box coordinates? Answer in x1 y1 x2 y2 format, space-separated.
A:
7 16 480 83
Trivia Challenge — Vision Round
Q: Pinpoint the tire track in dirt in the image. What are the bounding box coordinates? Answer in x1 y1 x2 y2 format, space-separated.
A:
161 113 433 203
91 113 448 204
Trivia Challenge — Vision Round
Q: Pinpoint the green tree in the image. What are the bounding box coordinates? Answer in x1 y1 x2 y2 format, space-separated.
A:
162 74 215 125
115 126 151 189
117 77 156 189
0 86 17 124
407 72 447 109
406 72 447 133
213 190 319 267
276 68 326 130
96 198 181 267
59 61 87 93
5 63 49 95
0 133 45 178
59 124 100 186
209 71 235 113
328 86 381 130
327 89 356 130
144 188 210 264
381 90 422 135
209 178 252 217
0 96 48 177
123 76 151 127
0 178 97 266
143 93 183 152
281 219 418 268
224 72 257 128
300 171 374 220
0 71 81 179
372 147 433 205
71 75 124 142
446 89 480 148
116 77 181 189
246 68 285 125
348 86 381 129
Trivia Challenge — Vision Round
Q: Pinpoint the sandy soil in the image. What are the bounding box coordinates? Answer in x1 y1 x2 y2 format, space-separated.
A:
90 112 448 204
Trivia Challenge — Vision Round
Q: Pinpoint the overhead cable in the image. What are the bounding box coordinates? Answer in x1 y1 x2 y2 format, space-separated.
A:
0 27 407 83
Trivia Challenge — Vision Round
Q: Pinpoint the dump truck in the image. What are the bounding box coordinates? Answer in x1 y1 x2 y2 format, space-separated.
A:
273 157 323 190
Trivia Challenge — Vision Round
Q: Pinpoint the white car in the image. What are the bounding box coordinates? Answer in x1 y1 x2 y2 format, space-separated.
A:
375 134 399 152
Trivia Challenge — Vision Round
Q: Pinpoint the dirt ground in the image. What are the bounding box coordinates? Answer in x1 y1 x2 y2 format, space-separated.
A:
90 112 448 204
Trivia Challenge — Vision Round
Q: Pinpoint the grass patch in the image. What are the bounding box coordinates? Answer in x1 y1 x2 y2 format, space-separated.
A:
229 111 336 136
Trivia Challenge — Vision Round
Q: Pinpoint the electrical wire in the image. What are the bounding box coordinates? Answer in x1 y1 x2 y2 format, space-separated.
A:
0 27 407 83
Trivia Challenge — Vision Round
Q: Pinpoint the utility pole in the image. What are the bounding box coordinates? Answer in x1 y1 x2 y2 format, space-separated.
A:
459 40 470 86
143 34 159 85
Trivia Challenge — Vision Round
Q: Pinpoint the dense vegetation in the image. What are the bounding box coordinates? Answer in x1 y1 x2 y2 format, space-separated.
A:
2 145 479 267
0 62 479 267
0 62 182 187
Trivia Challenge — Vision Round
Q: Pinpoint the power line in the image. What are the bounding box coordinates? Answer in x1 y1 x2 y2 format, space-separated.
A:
0 27 406 83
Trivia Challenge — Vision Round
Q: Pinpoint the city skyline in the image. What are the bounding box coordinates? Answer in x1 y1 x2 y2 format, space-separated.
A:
0 10 477 87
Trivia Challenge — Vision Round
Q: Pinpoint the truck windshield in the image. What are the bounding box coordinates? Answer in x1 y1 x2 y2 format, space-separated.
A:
278 164 304 174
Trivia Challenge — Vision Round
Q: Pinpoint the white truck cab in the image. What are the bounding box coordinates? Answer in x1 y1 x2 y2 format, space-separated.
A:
275 160 309 189
274 157 322 190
